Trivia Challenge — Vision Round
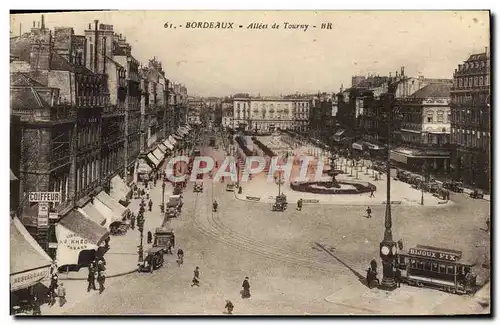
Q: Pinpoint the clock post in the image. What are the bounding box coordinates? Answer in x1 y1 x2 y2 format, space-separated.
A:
378 79 398 291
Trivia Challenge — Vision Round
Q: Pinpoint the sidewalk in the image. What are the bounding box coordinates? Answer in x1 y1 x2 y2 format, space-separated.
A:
41 180 175 314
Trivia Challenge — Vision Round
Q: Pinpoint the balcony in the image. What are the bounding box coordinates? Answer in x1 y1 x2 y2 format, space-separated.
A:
50 149 71 171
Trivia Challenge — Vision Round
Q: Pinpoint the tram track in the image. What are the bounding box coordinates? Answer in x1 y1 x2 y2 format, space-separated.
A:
191 177 346 277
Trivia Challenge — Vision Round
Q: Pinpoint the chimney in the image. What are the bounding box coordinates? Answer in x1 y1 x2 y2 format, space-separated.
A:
41 15 45 29
94 20 99 73
33 21 35 27
88 23 91 29
102 36 107 74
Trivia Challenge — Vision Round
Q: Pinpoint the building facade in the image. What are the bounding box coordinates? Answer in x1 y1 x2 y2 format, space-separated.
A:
233 97 310 132
391 82 453 174
449 50 491 190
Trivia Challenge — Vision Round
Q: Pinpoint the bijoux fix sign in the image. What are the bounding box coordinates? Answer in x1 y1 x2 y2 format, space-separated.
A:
408 248 461 262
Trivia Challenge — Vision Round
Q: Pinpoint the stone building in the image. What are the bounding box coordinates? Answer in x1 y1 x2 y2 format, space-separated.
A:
449 49 491 190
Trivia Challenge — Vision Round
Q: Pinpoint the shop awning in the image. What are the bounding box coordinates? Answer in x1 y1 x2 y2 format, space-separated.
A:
158 143 168 153
172 133 183 140
153 148 165 163
93 192 122 226
163 140 174 150
10 218 52 292
110 175 130 202
56 210 109 266
168 135 177 145
10 169 18 181
146 152 160 168
136 159 152 174
390 151 408 164
96 191 127 217
80 204 106 226
352 142 363 151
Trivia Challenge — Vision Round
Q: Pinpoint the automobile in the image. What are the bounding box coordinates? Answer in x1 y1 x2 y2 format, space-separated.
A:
166 195 182 212
138 247 164 273
426 182 441 194
226 183 235 192
470 189 484 199
443 181 464 193
153 227 175 253
194 181 204 193
272 194 288 212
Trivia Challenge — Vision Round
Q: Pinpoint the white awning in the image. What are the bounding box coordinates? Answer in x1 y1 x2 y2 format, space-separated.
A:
110 175 130 202
147 152 160 167
56 210 109 266
136 159 152 174
163 140 174 150
352 142 363 150
96 191 127 217
80 204 107 226
168 135 177 145
158 143 168 153
153 148 165 163
92 196 121 227
10 218 52 291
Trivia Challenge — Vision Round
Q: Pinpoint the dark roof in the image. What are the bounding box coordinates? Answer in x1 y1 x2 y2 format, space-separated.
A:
410 83 452 99
10 36 32 61
10 72 51 109
467 52 488 61
353 76 390 90
11 72 46 88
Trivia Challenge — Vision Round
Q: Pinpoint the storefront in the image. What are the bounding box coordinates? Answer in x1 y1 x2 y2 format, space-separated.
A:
10 217 53 314
135 159 153 182
146 152 161 169
152 147 165 166
79 203 107 227
93 192 124 230
55 210 109 268
163 139 174 151
390 146 451 174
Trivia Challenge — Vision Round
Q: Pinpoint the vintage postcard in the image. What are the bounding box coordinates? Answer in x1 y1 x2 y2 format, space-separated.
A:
9 10 490 316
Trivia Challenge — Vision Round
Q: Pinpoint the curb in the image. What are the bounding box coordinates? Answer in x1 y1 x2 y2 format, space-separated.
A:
59 267 138 281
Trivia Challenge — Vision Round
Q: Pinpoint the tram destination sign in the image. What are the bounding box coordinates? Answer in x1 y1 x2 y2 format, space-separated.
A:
408 247 460 262
29 192 61 203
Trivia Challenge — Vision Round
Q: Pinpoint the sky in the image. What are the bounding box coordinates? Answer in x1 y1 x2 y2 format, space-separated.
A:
10 10 490 97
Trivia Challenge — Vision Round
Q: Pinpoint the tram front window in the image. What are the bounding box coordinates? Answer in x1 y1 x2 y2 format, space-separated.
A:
447 266 455 275
440 265 446 273
424 262 432 271
432 263 438 272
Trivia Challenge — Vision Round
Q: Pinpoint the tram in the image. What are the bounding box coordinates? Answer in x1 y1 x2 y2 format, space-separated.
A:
396 245 478 295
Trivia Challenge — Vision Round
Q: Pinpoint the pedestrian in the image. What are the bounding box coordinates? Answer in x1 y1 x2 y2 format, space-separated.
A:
369 190 375 198
32 292 41 315
97 259 106 272
97 270 106 294
57 283 67 307
191 266 200 287
224 300 234 314
49 272 59 292
130 213 136 230
87 267 96 292
297 198 303 211
366 206 372 218
147 230 153 244
241 277 251 298
47 286 57 307
148 199 153 212
395 268 402 288
370 259 377 272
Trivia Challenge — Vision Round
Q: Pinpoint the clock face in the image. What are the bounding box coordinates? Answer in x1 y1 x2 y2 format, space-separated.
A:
381 246 390 255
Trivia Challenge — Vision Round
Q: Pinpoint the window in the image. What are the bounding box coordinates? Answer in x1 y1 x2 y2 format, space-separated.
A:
485 76 489 85
479 77 483 86
469 77 473 86
427 111 433 123
474 77 478 86
437 111 444 122
459 78 463 87
237 103 240 109
447 266 455 275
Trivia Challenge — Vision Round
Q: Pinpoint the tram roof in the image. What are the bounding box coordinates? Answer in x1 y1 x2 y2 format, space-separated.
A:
416 245 463 256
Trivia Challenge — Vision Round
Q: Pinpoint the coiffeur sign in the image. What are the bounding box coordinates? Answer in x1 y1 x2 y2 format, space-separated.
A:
56 224 98 266
10 267 50 292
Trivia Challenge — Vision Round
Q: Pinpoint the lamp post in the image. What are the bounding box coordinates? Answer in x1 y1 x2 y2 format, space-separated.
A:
276 168 284 196
378 79 399 291
137 215 145 262
162 182 166 208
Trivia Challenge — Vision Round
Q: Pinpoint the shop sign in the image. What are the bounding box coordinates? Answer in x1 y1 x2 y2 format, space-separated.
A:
408 247 460 262
49 212 59 220
59 234 91 251
29 192 61 203
10 267 50 291
38 203 49 228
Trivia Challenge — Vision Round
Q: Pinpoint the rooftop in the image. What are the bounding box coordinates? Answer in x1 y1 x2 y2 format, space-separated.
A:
410 82 452 99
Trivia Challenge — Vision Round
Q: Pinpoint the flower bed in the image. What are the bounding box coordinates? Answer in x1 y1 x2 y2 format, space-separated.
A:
290 180 376 195
251 137 276 157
